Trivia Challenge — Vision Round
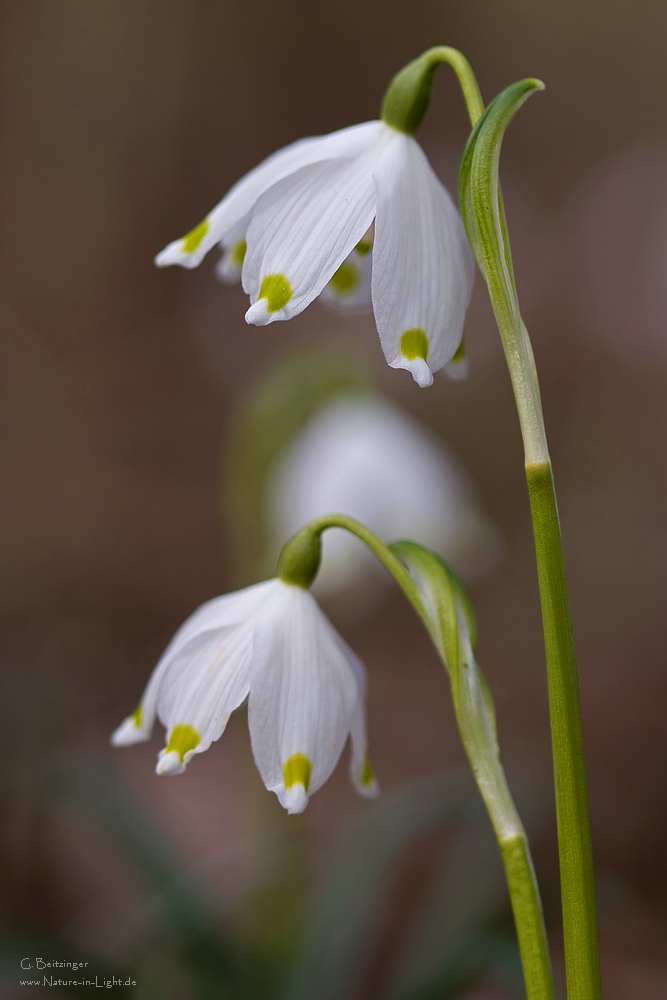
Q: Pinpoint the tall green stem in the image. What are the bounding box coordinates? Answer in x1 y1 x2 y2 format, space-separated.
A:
459 79 601 1000
526 463 601 1000
280 516 554 1000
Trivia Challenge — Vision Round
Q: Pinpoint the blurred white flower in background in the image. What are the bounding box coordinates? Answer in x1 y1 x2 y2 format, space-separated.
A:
266 395 501 599
155 120 474 387
112 578 378 814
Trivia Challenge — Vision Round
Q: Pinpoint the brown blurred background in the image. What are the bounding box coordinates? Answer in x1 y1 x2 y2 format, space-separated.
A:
0 1 666 998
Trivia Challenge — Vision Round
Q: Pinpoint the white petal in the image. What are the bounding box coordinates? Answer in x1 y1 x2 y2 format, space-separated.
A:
349 701 380 799
151 581 286 772
156 749 188 776
216 239 247 283
242 137 389 325
111 580 276 755
157 579 277 667
110 646 173 746
371 135 475 386
155 122 383 270
281 784 309 813
154 624 253 766
247 584 363 812
215 217 249 284
444 351 471 382
111 714 150 747
319 241 373 311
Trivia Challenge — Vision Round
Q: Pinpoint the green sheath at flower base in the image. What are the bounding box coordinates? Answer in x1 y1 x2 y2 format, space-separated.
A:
381 46 485 134
277 526 322 588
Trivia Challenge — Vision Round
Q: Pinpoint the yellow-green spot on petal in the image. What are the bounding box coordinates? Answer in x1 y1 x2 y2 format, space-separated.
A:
182 219 209 254
451 340 466 363
283 752 311 792
400 328 429 361
360 754 375 787
259 273 292 312
355 239 372 256
130 704 143 729
165 724 200 762
231 239 247 267
329 260 359 295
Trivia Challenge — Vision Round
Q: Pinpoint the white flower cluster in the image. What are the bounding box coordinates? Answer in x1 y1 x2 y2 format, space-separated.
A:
118 80 485 815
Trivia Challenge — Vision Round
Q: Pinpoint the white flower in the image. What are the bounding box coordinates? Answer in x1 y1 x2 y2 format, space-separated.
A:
155 121 475 387
266 395 501 596
111 578 378 814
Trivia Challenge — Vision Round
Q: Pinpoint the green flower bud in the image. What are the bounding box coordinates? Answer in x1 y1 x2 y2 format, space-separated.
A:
277 525 322 589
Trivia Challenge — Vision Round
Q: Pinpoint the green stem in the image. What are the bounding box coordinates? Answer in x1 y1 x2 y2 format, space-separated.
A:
485 173 600 1000
423 46 486 125
292 513 422 611
526 462 601 1000
281 515 554 1000
458 74 601 999
380 46 484 135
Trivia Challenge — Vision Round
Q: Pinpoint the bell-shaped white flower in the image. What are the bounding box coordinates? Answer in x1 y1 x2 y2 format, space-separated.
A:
266 395 501 596
111 578 378 814
155 121 475 387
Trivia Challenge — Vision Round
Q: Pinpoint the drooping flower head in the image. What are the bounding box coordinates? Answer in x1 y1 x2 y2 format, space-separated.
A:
112 576 378 814
155 53 476 387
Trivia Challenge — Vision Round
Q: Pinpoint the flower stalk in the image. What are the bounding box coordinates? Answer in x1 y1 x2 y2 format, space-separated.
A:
526 461 600 1000
458 77 601 1000
280 517 554 1000
381 46 484 133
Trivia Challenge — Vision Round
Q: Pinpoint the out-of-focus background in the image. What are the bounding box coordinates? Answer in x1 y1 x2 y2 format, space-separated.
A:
1 1 666 997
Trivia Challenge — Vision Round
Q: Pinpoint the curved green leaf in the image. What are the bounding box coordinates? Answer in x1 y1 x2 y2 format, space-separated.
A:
457 78 548 468
388 541 554 1000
